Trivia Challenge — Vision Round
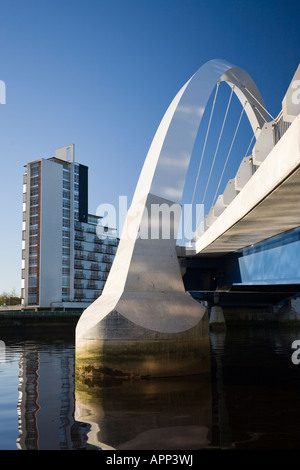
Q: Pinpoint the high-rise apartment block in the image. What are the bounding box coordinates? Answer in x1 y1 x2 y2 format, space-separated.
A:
21 144 118 309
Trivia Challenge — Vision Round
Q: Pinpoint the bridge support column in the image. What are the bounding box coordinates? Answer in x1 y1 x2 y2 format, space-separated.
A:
76 194 210 381
209 306 226 329
76 311 211 382
209 292 226 329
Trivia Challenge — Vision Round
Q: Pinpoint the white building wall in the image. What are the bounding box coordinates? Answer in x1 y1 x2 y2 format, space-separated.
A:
69 162 75 301
39 159 63 307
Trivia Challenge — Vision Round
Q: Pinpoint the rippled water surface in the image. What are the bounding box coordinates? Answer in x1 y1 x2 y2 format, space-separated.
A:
1 324 300 450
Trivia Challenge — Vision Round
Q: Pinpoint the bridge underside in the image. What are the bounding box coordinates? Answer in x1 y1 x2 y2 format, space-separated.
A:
179 225 300 309
187 281 300 309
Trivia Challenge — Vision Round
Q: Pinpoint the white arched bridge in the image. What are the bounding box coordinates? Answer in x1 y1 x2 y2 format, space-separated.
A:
75 59 300 381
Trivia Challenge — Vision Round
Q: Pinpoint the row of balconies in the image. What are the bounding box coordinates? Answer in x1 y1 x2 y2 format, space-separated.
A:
74 290 102 300
74 271 108 281
74 241 83 250
91 263 101 270
74 241 116 254
94 235 103 244
74 281 105 289
75 232 85 241
87 253 97 261
74 251 113 263
94 236 118 246
93 244 116 254
74 261 111 271
75 222 116 239
74 222 83 231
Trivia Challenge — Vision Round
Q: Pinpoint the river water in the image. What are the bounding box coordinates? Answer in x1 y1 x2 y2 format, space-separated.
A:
1 323 300 451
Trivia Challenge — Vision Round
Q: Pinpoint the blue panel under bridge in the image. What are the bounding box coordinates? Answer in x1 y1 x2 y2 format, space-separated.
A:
179 226 300 308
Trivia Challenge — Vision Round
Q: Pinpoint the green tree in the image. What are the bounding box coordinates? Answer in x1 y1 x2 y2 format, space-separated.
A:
0 289 21 306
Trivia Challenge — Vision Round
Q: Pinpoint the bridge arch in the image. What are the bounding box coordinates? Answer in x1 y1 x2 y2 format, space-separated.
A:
76 59 268 342
148 59 268 206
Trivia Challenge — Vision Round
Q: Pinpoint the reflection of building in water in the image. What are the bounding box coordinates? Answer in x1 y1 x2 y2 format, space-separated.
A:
17 351 39 449
16 345 91 450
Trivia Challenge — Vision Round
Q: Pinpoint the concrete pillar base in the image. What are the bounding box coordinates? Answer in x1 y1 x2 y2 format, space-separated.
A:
209 306 226 329
76 311 211 382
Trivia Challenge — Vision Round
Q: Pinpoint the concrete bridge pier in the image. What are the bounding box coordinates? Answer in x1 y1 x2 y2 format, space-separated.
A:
209 292 226 329
75 194 210 382
75 312 211 382
209 306 226 329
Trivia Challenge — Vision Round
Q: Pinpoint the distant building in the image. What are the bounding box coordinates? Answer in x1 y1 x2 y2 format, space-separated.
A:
21 144 118 309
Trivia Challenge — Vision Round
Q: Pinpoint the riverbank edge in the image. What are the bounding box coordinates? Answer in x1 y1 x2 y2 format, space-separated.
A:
0 309 83 326
1 306 300 327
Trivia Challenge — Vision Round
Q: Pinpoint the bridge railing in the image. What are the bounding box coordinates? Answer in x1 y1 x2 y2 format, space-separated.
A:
273 110 291 144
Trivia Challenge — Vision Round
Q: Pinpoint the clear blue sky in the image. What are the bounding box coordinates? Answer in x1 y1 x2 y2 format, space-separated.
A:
0 0 299 294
